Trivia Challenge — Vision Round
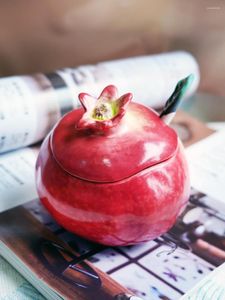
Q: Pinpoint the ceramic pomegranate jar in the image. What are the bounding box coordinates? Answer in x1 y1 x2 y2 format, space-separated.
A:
35 84 190 246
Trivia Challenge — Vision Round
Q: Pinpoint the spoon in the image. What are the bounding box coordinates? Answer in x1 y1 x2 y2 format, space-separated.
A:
160 74 194 124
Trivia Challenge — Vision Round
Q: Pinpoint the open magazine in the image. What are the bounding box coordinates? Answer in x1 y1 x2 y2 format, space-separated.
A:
1 186 224 300
0 112 225 300
0 51 199 154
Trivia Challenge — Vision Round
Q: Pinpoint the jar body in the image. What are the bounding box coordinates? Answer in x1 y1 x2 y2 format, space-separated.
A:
36 135 190 246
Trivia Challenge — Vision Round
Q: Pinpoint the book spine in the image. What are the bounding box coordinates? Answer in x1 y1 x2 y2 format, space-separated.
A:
0 51 199 154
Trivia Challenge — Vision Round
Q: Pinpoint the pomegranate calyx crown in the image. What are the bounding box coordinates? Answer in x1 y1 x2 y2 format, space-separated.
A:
77 85 132 132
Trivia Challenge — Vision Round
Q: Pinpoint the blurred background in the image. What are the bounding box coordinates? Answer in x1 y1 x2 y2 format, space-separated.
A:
0 0 225 101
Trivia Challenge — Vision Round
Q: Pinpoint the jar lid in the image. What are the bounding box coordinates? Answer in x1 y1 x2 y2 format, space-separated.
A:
51 102 178 183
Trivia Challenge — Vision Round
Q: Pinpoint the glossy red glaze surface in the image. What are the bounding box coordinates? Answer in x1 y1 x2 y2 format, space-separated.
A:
36 132 189 246
51 103 177 182
36 85 190 246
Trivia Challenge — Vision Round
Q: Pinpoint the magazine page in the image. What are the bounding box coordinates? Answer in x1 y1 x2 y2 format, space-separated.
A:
0 147 38 213
180 263 225 300
0 255 46 300
58 51 199 109
0 204 132 300
1 185 224 300
33 185 225 296
0 74 75 154
186 129 225 205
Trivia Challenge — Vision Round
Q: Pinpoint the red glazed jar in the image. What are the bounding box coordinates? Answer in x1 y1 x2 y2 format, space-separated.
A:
35 85 190 246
